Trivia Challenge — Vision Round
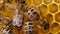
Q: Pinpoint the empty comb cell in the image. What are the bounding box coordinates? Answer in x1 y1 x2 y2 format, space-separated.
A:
33 0 42 6
38 4 47 16
55 12 60 22
51 22 59 32
49 3 58 13
45 14 53 24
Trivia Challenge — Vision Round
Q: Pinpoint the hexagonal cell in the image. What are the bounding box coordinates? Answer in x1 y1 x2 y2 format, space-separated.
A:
33 0 42 5
49 3 58 13
51 22 59 32
55 12 60 22
38 4 48 16
26 0 32 7
45 14 53 24
43 0 52 4
54 0 60 3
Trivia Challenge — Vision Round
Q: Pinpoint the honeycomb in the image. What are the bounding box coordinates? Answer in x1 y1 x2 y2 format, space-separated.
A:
0 0 60 34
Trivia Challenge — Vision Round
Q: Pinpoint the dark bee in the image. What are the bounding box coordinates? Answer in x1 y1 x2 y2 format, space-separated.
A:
26 8 40 21
23 20 35 34
40 20 50 30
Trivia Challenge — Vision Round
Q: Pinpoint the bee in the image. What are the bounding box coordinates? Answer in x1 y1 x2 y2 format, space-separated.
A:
39 19 50 31
23 20 35 34
12 4 24 29
2 16 13 30
3 28 14 34
25 8 40 21
0 15 4 22
12 10 24 29
3 17 10 25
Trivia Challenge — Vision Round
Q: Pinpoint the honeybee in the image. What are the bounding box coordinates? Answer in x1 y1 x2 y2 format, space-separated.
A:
12 3 24 29
40 21 49 30
38 18 50 32
25 7 40 21
23 20 35 34
12 10 24 29
3 28 14 34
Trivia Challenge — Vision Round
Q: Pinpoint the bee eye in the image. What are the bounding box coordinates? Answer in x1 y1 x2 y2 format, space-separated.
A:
44 23 49 30
8 31 12 34
29 23 32 25
31 9 34 11
18 0 25 3
28 31 33 34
